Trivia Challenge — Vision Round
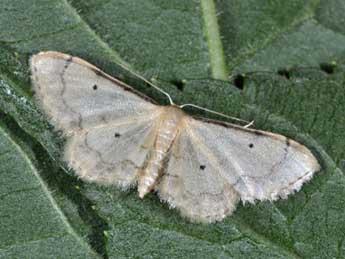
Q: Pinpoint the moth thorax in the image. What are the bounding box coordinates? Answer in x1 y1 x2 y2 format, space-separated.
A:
155 105 185 150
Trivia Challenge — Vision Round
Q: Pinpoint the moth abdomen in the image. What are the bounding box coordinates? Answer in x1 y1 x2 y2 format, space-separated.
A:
138 149 169 198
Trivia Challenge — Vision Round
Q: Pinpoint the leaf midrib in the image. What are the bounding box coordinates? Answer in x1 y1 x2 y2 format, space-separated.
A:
200 0 228 80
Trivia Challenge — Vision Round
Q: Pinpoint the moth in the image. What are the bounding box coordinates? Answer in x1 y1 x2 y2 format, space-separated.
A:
30 51 320 223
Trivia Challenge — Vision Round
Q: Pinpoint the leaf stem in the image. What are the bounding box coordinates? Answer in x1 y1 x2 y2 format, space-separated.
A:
201 0 228 80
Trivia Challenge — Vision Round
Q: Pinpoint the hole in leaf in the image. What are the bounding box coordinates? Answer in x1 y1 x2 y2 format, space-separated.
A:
170 79 185 91
277 68 290 79
320 62 336 74
233 74 245 90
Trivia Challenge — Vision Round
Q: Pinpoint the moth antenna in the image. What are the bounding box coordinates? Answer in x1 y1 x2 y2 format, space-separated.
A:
115 61 174 105
244 120 255 128
180 103 253 126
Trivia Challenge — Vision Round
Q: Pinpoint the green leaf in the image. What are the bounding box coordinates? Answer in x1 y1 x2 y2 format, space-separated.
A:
0 121 99 258
1 0 345 258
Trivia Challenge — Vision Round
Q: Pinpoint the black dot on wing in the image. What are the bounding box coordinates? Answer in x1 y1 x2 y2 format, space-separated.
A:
93 84 98 90
200 165 206 170
249 143 254 148
114 132 121 138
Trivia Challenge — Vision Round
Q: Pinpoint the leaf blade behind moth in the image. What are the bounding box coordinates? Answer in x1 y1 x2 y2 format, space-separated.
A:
1 1 345 258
